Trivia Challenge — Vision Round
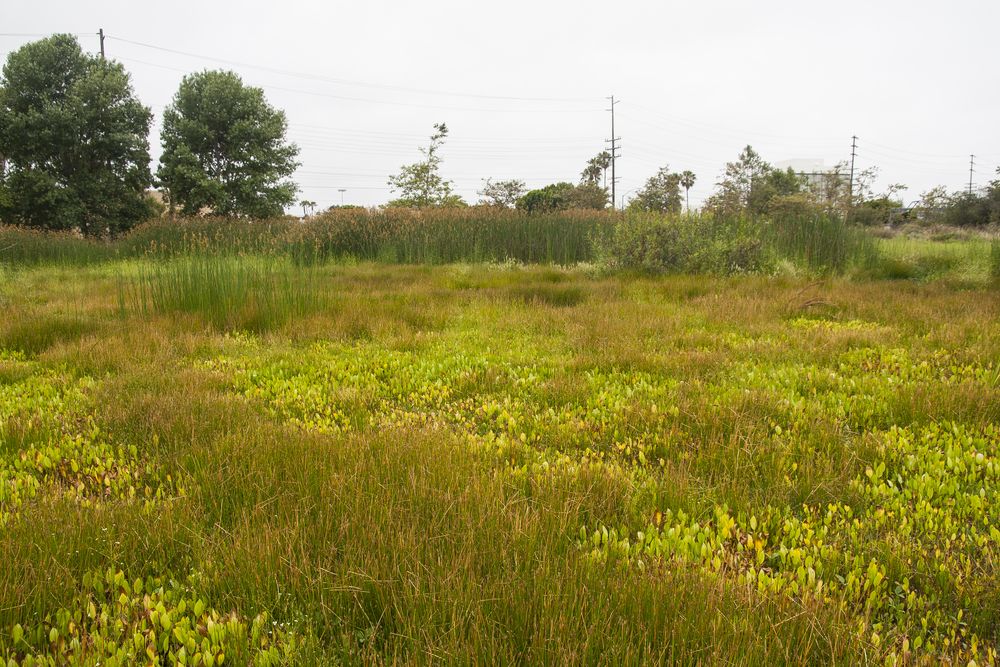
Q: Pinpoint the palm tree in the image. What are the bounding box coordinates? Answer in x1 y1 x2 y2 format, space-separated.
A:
679 171 696 214
581 151 612 186
300 200 317 217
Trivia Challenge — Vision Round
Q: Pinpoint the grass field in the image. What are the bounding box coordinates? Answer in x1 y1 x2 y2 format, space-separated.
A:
1 240 999 664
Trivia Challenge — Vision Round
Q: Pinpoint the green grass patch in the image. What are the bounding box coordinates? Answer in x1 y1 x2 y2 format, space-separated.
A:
1 264 998 664
118 255 324 332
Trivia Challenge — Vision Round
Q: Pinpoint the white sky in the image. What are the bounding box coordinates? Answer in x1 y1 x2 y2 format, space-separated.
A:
3 0 999 210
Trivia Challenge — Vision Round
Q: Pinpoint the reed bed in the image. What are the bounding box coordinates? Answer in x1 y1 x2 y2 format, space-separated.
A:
1 209 616 266
5 208 995 283
0 226 114 265
119 254 323 331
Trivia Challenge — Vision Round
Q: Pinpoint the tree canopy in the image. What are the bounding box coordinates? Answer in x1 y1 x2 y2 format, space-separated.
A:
0 34 153 234
704 146 811 217
516 182 607 212
478 178 526 208
387 123 466 207
157 70 300 218
628 167 683 214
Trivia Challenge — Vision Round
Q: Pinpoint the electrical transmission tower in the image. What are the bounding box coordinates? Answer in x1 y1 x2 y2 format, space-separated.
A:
605 96 621 209
849 135 858 204
969 154 975 195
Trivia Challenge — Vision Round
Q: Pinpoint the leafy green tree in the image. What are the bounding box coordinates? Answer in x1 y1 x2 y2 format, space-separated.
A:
387 123 457 207
157 70 300 218
516 182 607 212
918 174 1000 227
807 162 851 213
704 145 771 215
679 170 696 213
628 167 682 214
517 183 573 212
918 186 950 210
477 178 526 208
566 182 608 209
705 146 808 216
943 191 992 227
990 168 1000 225
0 34 153 234
438 194 469 208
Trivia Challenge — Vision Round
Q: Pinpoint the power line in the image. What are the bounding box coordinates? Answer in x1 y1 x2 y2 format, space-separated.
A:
862 139 972 160
625 102 844 143
0 32 91 38
858 146 969 169
10 31 986 206
849 135 858 202
288 131 602 152
109 34 990 200
290 125 597 145
119 55 600 114
107 34 599 104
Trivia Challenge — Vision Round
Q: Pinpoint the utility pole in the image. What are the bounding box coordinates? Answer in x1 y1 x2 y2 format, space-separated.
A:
605 96 621 210
848 135 857 204
969 154 975 195
98 28 105 59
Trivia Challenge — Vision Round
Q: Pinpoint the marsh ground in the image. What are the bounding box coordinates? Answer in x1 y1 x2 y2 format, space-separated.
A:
1 261 998 665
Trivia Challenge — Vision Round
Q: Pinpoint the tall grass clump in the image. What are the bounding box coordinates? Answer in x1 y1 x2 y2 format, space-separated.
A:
285 207 615 265
119 254 322 331
0 226 115 266
764 213 879 273
120 217 293 258
991 239 1000 282
868 237 996 283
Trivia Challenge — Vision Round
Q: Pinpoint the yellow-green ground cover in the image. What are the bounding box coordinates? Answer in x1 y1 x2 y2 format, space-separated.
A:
0 261 998 664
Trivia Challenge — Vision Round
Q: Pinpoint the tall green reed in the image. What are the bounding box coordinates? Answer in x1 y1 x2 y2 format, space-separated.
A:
0 208 906 279
764 213 879 272
991 239 1000 282
118 254 323 331
0 227 114 266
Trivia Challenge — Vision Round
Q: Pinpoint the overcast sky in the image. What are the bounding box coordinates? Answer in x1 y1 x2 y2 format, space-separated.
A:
3 0 999 210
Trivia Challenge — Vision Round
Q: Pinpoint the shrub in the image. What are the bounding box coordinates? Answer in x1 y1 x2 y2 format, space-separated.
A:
850 198 902 227
600 214 768 275
602 212 875 275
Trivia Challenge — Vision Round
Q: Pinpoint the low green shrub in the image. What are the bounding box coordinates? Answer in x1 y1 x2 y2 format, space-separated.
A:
599 214 768 275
